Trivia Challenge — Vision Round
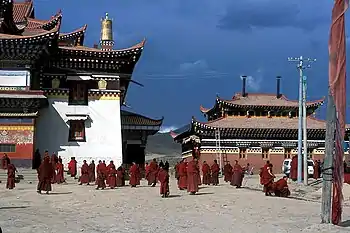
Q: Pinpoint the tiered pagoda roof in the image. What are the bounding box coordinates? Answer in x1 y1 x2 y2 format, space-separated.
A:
0 0 145 73
200 93 325 114
172 89 348 142
121 110 163 135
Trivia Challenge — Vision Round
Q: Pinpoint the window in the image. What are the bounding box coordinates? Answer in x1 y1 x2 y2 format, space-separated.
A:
0 144 15 152
262 148 269 159
68 120 86 142
284 148 292 159
239 148 247 159
68 81 88 105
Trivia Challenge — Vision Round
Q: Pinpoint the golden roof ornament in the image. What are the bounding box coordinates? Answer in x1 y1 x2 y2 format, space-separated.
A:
98 79 107 90
100 12 113 42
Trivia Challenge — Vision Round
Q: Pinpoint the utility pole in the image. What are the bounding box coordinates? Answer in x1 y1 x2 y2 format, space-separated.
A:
288 56 316 184
321 91 336 223
215 129 223 176
302 76 308 185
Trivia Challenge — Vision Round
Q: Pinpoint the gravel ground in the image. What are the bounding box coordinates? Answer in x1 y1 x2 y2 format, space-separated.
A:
0 175 349 233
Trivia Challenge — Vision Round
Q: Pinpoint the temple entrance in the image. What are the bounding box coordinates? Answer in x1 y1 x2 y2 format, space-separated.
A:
123 144 145 165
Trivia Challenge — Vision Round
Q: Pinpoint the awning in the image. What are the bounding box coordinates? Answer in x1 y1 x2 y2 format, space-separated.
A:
66 114 89 121
66 75 92 81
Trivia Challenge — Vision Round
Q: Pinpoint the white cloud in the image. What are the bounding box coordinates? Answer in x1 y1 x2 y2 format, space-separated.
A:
159 126 178 133
179 59 209 72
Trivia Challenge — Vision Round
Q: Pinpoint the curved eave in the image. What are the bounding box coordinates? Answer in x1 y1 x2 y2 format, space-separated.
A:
217 97 325 110
0 21 60 41
26 9 62 30
199 105 211 114
58 24 87 45
59 38 146 57
0 0 27 34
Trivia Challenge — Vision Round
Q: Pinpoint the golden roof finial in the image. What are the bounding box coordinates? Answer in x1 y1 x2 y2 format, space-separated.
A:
100 12 113 42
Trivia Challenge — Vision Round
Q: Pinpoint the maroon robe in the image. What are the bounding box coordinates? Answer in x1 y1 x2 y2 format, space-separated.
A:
201 163 211 185
55 162 65 184
147 161 158 186
136 165 141 185
129 164 138 187
68 159 77 177
158 168 169 197
6 163 16 189
261 165 275 194
211 163 220 185
116 168 124 187
223 163 233 182
96 163 106 189
178 162 187 190
290 156 298 181
89 162 96 182
187 160 200 194
1 155 10 170
273 178 291 197
80 163 90 184
313 160 320 179
50 154 58 184
108 165 117 188
37 156 54 192
231 164 244 187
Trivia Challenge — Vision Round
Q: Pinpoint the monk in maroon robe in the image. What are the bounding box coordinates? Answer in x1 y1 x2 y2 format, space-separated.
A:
136 164 141 185
129 162 139 187
68 157 77 178
37 156 54 194
55 160 65 184
1 153 10 170
273 176 290 197
145 163 150 180
175 162 180 181
6 163 16 189
260 163 275 196
290 155 298 181
96 160 106 190
148 159 158 187
231 160 244 188
178 160 187 190
79 160 90 185
223 162 233 182
158 165 170 198
116 166 124 187
50 153 58 184
88 160 96 183
211 160 220 185
187 158 200 195
313 160 320 180
105 161 113 186
108 162 117 189
201 161 211 185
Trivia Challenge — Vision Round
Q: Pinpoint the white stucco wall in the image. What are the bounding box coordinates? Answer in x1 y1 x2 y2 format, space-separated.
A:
35 95 123 172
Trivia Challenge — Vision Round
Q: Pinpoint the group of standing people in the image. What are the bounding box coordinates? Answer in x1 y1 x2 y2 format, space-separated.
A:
174 158 201 195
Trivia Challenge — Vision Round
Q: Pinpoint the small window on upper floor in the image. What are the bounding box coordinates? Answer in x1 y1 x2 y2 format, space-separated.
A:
68 81 88 105
68 120 86 142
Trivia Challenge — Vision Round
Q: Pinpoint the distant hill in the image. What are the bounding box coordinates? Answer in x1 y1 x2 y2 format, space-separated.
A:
145 132 182 165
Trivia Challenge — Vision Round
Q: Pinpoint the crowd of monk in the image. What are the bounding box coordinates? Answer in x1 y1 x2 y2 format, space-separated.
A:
2 152 292 198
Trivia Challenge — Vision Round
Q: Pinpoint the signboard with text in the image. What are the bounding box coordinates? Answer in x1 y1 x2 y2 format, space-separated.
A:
0 70 30 90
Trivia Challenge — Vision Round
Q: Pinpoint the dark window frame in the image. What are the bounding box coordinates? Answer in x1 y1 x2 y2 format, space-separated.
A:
68 81 88 106
68 120 86 142
0 144 16 153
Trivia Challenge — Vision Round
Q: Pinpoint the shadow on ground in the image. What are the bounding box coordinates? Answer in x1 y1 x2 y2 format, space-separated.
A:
0 206 29 210
339 220 350 227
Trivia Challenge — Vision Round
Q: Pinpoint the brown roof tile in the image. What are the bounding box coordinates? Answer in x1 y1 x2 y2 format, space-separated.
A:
195 116 330 130
13 0 33 22
121 110 163 126
224 93 324 107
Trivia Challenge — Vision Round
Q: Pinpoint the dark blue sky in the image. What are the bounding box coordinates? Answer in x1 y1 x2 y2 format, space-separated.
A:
34 0 350 131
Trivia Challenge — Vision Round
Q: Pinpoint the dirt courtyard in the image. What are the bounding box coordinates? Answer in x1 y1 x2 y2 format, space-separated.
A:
0 176 349 233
